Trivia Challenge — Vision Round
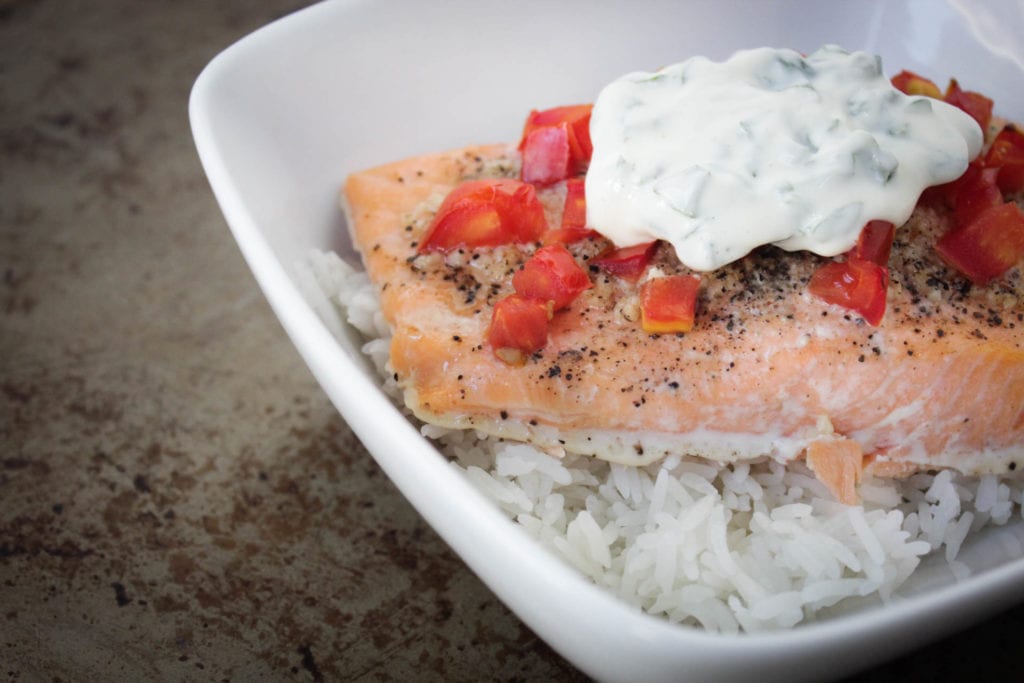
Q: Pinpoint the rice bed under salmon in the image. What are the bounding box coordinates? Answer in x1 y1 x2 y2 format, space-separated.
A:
307 249 1024 633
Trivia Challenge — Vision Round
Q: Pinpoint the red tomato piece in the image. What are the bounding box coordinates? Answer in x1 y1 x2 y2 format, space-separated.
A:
936 159 983 208
852 220 895 266
543 178 598 244
488 294 552 365
592 241 659 281
512 244 592 311
419 179 546 252
561 178 587 231
639 275 701 334
984 125 1024 194
519 104 593 185
521 124 573 186
944 79 993 133
890 70 941 99
953 165 1002 227
936 202 1024 285
519 104 593 160
808 258 888 326
498 181 549 241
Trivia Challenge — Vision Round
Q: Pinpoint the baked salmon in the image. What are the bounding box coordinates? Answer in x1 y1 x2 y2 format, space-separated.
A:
342 144 1024 504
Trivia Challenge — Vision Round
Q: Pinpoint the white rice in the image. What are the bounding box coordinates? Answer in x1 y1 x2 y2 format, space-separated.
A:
308 250 1024 633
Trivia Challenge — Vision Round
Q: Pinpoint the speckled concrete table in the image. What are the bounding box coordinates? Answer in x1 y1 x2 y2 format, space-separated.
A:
2 2 1023 681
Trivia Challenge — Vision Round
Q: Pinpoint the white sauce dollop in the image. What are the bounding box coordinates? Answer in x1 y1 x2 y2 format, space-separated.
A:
585 46 983 271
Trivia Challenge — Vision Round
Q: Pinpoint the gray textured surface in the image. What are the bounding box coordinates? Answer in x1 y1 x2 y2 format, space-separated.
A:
0 2 581 680
1 1 1022 681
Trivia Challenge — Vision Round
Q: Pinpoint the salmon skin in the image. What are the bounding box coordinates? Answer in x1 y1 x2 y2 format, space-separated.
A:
342 143 1024 502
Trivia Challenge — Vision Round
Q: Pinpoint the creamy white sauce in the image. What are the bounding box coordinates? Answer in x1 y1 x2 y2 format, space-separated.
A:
586 46 983 271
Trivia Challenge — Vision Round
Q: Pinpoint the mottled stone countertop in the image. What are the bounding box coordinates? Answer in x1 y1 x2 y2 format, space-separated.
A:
2 1 1023 681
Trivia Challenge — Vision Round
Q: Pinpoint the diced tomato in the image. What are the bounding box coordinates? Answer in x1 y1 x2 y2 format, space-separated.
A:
851 220 895 266
936 159 984 208
936 202 1024 285
419 179 546 252
917 183 947 207
561 178 587 230
543 178 598 244
519 104 593 159
808 258 888 326
519 104 593 185
512 244 592 311
984 125 1024 194
487 294 552 365
592 241 659 281
944 79 993 133
890 70 941 99
639 275 701 334
521 124 574 186
953 165 1002 227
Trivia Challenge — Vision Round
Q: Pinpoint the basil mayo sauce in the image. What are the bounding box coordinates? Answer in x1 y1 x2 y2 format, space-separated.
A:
586 46 983 271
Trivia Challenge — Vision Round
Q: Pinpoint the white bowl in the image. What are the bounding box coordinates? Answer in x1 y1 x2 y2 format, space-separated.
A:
190 1 1024 680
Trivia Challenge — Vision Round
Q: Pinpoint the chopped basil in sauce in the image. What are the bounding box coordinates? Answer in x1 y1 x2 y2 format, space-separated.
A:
586 45 983 271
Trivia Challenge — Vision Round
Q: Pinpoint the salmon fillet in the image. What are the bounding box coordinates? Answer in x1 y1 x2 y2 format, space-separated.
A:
342 143 1024 498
